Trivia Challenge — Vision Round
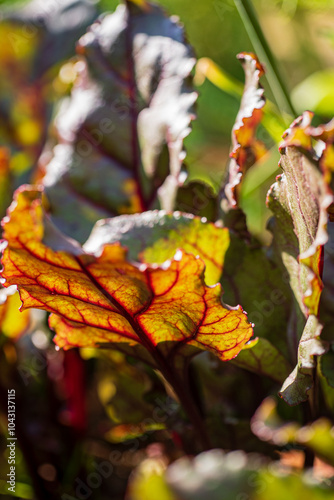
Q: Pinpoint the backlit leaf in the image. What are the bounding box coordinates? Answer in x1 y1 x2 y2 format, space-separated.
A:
84 210 291 382
220 52 267 216
1 187 253 373
84 211 230 286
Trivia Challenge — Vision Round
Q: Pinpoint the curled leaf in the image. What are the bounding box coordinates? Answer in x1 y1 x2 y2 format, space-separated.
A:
280 111 334 192
221 52 267 215
279 111 314 152
278 112 334 319
267 144 331 320
267 113 334 404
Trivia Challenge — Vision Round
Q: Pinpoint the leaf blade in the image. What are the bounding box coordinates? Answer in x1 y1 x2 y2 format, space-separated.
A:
267 113 334 404
220 52 267 219
43 1 197 242
1 187 253 367
84 211 230 286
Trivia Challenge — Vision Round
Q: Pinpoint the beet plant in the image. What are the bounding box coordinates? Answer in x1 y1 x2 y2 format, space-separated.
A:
0 0 334 499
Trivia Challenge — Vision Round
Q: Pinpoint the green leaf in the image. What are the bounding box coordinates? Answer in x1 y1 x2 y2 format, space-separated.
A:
231 338 292 384
43 1 197 242
221 232 291 358
84 210 230 286
175 180 218 221
268 145 326 318
276 116 334 352
267 113 333 404
279 315 325 405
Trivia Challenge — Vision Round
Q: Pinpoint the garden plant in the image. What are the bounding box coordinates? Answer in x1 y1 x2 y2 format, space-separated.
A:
1 0 334 499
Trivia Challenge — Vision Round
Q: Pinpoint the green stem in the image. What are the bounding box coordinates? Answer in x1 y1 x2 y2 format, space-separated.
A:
233 0 297 117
